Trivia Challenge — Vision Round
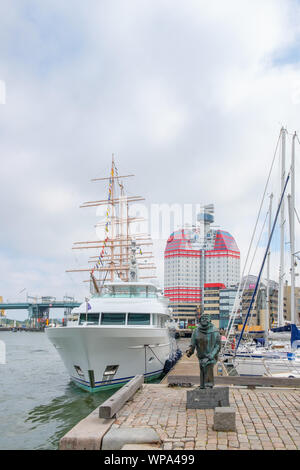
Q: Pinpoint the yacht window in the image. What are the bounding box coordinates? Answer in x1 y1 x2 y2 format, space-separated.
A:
147 286 157 296
112 286 128 297
101 313 126 325
128 313 150 325
74 365 84 378
102 285 156 298
79 313 100 325
152 314 158 326
129 286 146 297
102 365 119 382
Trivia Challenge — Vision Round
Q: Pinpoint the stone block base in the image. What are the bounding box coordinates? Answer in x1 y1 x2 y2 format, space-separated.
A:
213 407 236 432
186 387 230 409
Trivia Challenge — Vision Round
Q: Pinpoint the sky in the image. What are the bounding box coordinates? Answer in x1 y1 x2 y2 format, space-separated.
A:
2 0 300 319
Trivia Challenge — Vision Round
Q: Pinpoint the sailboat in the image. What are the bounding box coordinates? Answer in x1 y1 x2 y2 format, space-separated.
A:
222 129 300 377
45 157 181 392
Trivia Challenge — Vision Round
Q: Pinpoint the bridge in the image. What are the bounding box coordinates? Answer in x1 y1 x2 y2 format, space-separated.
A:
0 296 81 327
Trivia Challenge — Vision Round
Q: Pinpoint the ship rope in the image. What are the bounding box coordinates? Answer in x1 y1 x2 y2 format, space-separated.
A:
146 345 166 367
224 129 282 348
240 208 270 344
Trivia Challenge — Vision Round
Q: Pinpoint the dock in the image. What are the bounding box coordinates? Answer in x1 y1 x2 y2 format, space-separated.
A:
59 355 300 451
160 350 200 384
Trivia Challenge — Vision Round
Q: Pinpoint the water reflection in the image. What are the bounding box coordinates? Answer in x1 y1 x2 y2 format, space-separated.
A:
0 334 187 450
26 381 115 450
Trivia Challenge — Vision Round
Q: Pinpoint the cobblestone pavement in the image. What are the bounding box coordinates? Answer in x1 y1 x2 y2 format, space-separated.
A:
113 384 300 450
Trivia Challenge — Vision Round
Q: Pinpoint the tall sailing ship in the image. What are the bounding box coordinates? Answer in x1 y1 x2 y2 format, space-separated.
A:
46 156 180 392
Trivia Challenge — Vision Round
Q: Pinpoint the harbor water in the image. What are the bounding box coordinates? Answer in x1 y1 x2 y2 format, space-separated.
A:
0 331 189 450
0 331 116 450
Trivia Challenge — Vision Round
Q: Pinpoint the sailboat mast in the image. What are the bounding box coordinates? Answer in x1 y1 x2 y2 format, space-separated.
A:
288 132 297 325
278 127 286 327
265 193 273 346
236 171 290 352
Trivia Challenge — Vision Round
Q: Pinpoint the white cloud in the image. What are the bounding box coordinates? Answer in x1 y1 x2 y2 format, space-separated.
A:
1 0 300 317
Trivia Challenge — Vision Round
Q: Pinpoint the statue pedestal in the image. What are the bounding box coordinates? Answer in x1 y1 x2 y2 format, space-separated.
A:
186 387 230 410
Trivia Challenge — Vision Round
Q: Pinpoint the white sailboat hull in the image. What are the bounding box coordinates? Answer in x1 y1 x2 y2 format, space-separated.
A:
234 356 300 376
46 325 173 391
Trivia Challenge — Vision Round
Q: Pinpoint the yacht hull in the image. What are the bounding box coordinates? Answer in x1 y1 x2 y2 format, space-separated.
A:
46 326 173 392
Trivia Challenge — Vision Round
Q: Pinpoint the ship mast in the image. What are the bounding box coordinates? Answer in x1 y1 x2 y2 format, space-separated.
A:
111 154 115 281
66 155 157 291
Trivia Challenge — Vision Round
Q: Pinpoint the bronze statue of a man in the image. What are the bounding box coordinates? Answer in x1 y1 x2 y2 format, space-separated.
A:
186 315 221 389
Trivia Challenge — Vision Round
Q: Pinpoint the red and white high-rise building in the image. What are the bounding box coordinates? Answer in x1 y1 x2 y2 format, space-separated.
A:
164 207 240 326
